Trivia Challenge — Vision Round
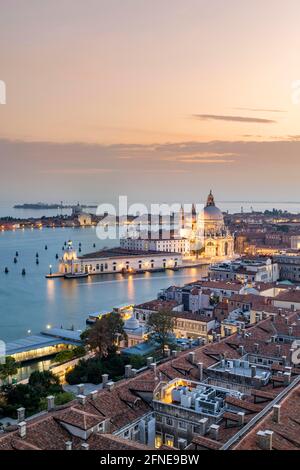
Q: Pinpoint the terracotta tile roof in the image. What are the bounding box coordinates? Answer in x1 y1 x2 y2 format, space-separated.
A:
234 384 300 450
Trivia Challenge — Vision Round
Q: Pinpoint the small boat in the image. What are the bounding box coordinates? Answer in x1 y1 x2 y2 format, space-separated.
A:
36 259 39 265
64 272 88 279
14 257 17 264
4 267 9 274
22 268 26 276
15 251 19 257
55 254 59 259
36 252 39 258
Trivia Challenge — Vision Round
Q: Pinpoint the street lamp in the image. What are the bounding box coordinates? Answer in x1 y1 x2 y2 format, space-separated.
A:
49 264 52 276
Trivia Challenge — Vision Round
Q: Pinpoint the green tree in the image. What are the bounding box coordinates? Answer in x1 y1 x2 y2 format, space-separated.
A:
146 308 175 354
0 356 18 384
28 370 61 396
83 312 127 358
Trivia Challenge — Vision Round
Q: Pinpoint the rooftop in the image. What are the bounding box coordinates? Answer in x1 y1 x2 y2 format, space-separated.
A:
79 247 180 260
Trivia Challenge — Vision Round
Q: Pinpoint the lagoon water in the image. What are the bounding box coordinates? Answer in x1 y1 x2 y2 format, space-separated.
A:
1 200 300 344
0 227 207 343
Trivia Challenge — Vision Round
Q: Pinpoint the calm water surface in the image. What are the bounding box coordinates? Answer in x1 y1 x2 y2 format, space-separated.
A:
0 227 207 343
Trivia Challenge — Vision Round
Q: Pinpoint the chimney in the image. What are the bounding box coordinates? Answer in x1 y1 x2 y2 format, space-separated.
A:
209 424 220 441
77 384 84 395
47 395 55 411
131 368 137 377
90 390 98 401
188 339 193 349
288 326 293 336
273 404 281 423
257 430 273 450
178 438 187 450
283 372 291 385
81 443 89 450
17 407 25 423
146 357 153 367
106 381 115 391
276 344 281 356
271 335 277 343
150 363 157 374
251 364 257 378
171 350 178 358
197 362 203 381
188 351 196 364
254 343 259 353
18 421 26 439
199 417 208 436
65 441 72 450
271 313 276 322
164 348 171 358
125 364 132 378
238 412 245 426
77 394 86 405
216 334 221 343
102 374 109 387
238 345 245 356
281 355 287 366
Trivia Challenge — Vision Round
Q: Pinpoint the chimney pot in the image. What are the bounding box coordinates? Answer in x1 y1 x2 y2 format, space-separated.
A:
188 351 196 364
90 390 98 400
238 412 245 426
209 424 220 441
65 441 72 450
102 374 109 386
47 395 55 411
273 405 281 423
171 350 178 358
257 430 273 450
146 357 153 367
106 381 115 391
76 394 86 405
17 407 25 423
125 364 132 378
238 345 245 356
254 343 259 353
81 443 89 450
77 384 84 395
199 417 208 436
197 362 203 381
18 421 26 439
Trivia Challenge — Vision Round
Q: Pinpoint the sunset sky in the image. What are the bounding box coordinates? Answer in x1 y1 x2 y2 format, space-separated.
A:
0 0 300 204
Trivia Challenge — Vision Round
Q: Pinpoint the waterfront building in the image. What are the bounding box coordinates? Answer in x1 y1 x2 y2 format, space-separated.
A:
59 246 182 275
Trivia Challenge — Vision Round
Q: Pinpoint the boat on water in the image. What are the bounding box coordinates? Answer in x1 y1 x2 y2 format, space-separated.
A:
64 272 89 279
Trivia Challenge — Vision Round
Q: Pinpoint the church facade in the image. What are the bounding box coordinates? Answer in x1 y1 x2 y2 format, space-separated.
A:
191 190 235 259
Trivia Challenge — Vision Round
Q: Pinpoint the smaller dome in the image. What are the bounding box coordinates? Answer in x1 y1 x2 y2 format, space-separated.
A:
124 315 140 330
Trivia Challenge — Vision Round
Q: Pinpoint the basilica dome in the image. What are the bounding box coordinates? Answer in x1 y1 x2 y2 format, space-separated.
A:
197 190 224 234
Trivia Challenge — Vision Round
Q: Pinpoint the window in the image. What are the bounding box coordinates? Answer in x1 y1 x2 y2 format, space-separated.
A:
165 434 174 447
156 415 162 423
165 417 173 427
155 433 163 449
178 421 187 430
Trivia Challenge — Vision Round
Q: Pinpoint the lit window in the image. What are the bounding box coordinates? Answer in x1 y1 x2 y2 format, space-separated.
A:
165 434 174 447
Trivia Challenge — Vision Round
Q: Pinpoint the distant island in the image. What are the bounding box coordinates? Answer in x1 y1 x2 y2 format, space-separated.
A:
14 203 98 210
